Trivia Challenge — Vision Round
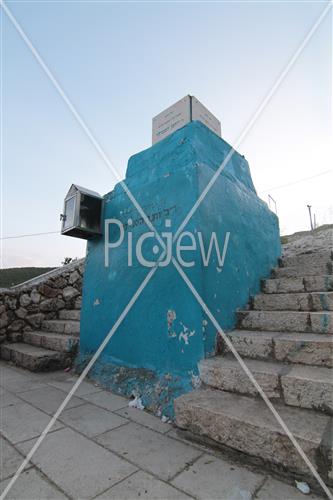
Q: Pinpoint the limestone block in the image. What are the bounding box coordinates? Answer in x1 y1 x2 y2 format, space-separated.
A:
238 311 310 333
69 271 80 284
7 320 25 332
253 293 309 311
39 298 65 313
310 312 333 334
281 251 332 268
226 330 276 360
64 321 80 335
274 333 333 367
51 276 68 289
199 357 281 398
74 296 82 310
26 313 44 328
30 289 41 304
262 278 304 294
38 284 59 298
273 264 330 278
63 287 80 301
311 292 333 311
281 365 333 414
15 308 28 319
19 294 31 307
59 309 80 321
5 295 17 310
26 303 40 314
175 389 330 475
0 312 9 329
0 343 70 372
304 276 333 292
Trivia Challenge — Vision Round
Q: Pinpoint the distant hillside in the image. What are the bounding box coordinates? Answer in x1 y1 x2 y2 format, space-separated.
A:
0 267 56 288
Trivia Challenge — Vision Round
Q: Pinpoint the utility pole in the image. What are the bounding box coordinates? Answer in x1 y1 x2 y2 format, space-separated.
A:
307 205 313 231
268 194 277 215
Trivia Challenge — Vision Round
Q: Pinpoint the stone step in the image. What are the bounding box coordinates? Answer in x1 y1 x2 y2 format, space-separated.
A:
237 310 333 334
41 319 80 336
174 388 332 479
272 264 332 279
280 251 332 268
281 364 333 414
22 331 79 353
59 309 81 321
253 292 333 311
0 342 72 372
199 356 333 414
262 275 333 294
225 330 333 368
200 356 281 399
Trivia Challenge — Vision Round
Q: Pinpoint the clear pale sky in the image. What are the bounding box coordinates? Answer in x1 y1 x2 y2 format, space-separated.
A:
2 1 332 268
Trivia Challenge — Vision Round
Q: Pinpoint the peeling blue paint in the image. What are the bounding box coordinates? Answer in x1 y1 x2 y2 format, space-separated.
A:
75 353 195 418
78 121 280 417
319 292 329 311
324 276 333 291
321 312 329 331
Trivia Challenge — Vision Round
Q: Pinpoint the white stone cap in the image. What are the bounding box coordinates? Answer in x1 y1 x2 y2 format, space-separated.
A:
152 95 221 145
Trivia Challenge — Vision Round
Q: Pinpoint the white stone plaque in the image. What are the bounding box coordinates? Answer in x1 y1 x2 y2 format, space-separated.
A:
191 97 221 138
152 95 221 145
152 96 191 145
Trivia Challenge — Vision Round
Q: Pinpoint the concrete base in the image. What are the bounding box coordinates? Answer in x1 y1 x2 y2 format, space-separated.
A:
76 353 198 418
2 361 317 500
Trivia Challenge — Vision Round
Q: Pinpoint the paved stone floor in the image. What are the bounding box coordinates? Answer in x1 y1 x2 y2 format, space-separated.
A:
0 361 323 500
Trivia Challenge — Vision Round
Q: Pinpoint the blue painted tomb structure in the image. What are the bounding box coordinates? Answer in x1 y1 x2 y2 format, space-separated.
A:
78 120 280 417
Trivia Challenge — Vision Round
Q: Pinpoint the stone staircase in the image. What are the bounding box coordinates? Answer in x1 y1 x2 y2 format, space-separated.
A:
175 249 333 486
1 309 80 372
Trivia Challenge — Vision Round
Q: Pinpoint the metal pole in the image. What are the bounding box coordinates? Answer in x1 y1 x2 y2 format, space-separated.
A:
307 205 313 231
268 194 278 215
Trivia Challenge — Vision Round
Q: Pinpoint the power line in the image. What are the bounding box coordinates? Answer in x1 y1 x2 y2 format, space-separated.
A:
259 170 331 194
0 230 59 240
1 172 331 241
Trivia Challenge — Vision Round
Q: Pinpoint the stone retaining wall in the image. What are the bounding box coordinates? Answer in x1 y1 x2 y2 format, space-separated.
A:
0 259 84 343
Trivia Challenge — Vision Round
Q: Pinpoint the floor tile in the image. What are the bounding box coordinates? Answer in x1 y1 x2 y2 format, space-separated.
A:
0 390 22 409
17 427 136 499
0 364 32 382
18 386 84 414
1 363 321 500
1 402 63 444
29 370 71 383
171 454 264 500
80 389 128 411
165 429 209 453
0 437 30 481
59 403 128 437
0 468 67 499
0 366 47 394
96 470 192 499
256 477 322 499
116 407 172 434
1 377 47 395
95 422 202 481
48 376 102 396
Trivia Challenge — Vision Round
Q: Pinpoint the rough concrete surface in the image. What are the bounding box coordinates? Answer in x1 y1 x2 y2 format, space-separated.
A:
281 365 333 414
199 357 281 398
174 227 333 496
175 388 330 476
0 361 322 500
281 226 332 258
